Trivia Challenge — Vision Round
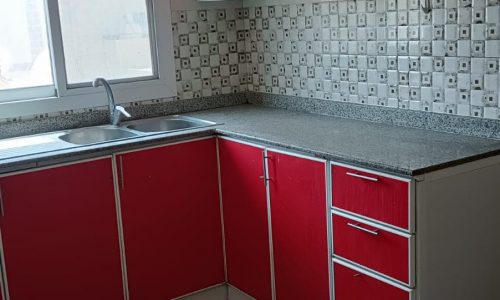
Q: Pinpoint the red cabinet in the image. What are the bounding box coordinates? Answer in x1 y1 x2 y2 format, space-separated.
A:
0 158 124 300
267 151 330 300
117 138 225 299
333 214 412 284
334 262 410 300
218 138 272 300
332 165 410 230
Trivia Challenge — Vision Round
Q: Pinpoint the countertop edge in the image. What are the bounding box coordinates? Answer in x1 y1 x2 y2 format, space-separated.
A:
2 125 500 178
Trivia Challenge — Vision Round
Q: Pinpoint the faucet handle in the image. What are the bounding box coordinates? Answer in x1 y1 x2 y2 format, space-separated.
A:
115 106 131 118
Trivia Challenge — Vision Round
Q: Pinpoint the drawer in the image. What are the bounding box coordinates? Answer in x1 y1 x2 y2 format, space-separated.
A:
333 261 413 300
332 213 414 286
332 164 412 231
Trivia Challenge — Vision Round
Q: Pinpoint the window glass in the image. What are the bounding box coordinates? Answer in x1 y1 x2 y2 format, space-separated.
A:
58 0 154 84
0 0 53 91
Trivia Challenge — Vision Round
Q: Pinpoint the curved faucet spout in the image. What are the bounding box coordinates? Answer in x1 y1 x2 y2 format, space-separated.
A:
93 77 131 126
93 77 116 109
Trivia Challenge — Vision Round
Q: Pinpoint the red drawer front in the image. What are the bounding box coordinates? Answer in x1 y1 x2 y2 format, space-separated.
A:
333 214 410 284
334 263 410 300
332 165 409 230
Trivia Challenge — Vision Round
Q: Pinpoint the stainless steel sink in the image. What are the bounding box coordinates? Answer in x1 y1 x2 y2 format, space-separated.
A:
126 116 216 133
59 127 139 145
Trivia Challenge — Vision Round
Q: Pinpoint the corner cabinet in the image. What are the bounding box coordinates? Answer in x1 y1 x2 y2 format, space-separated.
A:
218 138 330 300
218 139 273 299
116 138 225 300
0 158 124 300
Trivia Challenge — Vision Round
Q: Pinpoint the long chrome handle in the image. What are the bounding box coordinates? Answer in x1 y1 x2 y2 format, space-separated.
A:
261 151 268 186
347 223 379 235
346 172 379 182
0 185 4 217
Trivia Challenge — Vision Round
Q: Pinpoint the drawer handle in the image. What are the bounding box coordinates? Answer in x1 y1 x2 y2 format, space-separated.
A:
347 222 379 235
346 172 379 182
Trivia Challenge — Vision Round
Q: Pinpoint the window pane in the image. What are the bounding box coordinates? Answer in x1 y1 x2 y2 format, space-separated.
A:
58 0 154 84
0 0 53 91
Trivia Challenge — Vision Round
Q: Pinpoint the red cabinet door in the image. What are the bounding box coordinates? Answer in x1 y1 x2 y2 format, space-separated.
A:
332 165 410 230
333 214 411 284
267 151 330 300
218 138 272 300
117 138 224 300
334 263 410 300
0 158 124 300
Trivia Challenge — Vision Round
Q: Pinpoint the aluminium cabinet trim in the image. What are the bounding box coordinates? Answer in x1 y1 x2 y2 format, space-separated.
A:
331 161 416 234
218 136 327 163
263 148 277 300
114 136 215 156
326 163 335 300
0 155 113 178
332 258 415 295
266 147 327 163
111 156 130 300
214 138 228 283
331 162 412 182
217 136 266 149
332 209 412 238
332 210 415 287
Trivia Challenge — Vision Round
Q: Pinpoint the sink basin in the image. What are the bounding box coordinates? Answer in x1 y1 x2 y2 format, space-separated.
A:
59 127 138 145
127 116 216 133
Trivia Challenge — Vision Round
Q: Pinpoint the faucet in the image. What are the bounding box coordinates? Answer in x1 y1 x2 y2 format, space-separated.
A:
93 77 131 126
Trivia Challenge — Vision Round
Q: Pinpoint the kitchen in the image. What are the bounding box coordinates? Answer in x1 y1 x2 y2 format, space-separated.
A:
0 0 499 299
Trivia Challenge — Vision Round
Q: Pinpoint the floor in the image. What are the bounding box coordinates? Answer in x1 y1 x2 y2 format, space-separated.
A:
177 284 255 300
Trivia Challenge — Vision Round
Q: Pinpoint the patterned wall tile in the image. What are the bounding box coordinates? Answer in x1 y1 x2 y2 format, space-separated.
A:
244 0 500 119
171 7 250 100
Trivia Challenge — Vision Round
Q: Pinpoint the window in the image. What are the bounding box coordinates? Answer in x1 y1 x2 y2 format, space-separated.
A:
58 0 154 84
0 0 176 115
0 0 54 97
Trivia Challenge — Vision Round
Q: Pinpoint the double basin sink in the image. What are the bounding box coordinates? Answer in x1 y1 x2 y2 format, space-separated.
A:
59 116 217 146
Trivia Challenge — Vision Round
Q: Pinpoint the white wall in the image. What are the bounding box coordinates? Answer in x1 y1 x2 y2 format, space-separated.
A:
171 0 242 11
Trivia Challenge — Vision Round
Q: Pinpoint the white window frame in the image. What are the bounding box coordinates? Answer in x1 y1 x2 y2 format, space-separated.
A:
0 0 177 119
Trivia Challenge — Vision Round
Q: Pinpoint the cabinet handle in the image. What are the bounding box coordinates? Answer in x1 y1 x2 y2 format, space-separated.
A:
0 185 4 217
346 172 379 182
261 151 269 186
347 223 379 235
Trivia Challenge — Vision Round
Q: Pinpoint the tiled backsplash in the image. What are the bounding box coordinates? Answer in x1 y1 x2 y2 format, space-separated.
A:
244 0 500 118
171 8 250 100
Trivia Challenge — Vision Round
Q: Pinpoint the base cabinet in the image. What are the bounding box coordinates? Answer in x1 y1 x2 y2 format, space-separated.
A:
218 139 273 300
0 158 124 300
117 138 225 299
267 150 330 300
3 135 498 299
218 140 331 300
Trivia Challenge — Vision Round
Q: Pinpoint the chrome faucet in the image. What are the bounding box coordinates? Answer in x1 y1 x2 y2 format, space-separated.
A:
93 77 131 126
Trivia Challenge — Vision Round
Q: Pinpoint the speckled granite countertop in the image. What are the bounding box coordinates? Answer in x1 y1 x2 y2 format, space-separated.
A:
0 127 216 174
2 104 500 177
188 104 500 177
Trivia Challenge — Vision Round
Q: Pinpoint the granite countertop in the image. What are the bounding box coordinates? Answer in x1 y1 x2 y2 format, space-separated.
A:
188 104 500 176
0 127 216 174
2 103 500 177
